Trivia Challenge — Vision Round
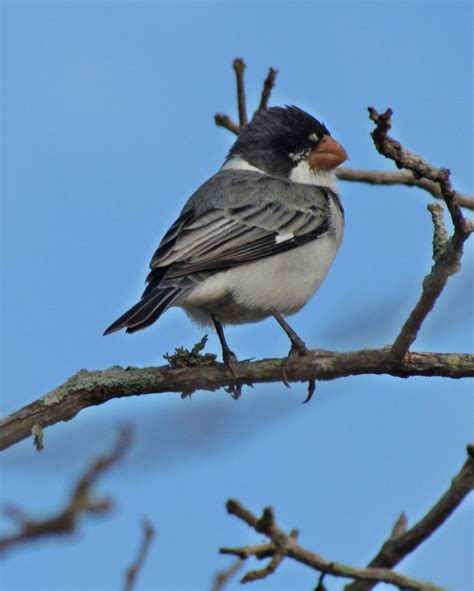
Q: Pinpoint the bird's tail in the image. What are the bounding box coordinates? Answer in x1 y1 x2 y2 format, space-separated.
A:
103 287 182 335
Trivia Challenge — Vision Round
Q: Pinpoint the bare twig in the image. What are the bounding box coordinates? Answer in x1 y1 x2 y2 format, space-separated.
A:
427 203 449 262
220 499 447 591
366 108 473 360
211 559 243 591
368 107 471 246
390 206 464 359
336 168 474 211
1 349 472 452
124 518 155 591
0 428 131 554
256 67 278 113
389 513 408 539
214 113 240 135
233 58 247 126
215 60 278 134
344 444 474 591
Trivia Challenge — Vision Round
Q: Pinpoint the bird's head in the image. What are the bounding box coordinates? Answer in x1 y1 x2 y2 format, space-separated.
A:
226 106 348 182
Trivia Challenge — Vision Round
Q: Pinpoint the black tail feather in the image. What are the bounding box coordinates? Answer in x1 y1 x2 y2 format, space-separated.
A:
103 288 180 335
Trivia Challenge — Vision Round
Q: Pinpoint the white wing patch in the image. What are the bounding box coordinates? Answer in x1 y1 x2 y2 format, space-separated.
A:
275 232 294 244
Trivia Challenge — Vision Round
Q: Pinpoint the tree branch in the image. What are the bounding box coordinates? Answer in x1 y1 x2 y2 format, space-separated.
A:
1 349 472 452
366 108 473 360
124 518 155 591
344 444 474 591
220 500 448 591
335 168 474 211
0 428 131 554
368 107 471 245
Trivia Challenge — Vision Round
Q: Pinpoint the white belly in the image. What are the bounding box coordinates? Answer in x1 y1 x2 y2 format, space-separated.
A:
180 231 341 326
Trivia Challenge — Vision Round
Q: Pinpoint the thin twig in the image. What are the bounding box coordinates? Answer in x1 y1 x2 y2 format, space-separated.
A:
124 518 155 591
256 67 278 113
390 206 464 359
389 513 408 539
214 113 240 135
215 60 278 134
233 58 247 126
344 444 474 591
241 549 286 583
336 168 474 211
368 107 471 246
211 559 243 591
1 349 472 452
220 498 449 591
0 428 132 554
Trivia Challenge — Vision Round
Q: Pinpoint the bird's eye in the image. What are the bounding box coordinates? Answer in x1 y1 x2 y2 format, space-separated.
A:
308 132 320 143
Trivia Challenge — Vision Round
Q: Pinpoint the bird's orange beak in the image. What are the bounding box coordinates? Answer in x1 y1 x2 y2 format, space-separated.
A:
308 135 348 171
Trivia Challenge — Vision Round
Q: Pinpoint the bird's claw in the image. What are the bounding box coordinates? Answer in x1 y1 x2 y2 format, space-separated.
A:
281 341 308 387
224 383 242 399
281 342 317 401
303 379 316 403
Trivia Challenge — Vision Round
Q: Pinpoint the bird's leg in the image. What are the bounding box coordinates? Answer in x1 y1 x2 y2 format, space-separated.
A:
271 310 308 355
212 314 238 366
211 314 241 399
271 310 310 389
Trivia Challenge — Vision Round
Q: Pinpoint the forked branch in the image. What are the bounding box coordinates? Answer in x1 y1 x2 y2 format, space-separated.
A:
220 446 473 590
0 428 131 554
366 108 473 360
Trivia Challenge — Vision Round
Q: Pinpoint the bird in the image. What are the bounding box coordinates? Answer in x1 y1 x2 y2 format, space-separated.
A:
104 106 348 387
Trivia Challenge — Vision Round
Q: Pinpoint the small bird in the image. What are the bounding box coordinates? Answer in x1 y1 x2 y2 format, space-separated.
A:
104 106 348 382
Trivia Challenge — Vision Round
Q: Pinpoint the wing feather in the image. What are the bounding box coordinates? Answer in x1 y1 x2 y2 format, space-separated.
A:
149 197 331 278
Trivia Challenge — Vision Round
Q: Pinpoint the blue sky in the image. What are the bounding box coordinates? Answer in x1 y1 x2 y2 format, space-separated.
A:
1 1 473 590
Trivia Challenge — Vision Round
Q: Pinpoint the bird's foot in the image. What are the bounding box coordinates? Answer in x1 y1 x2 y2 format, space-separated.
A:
222 349 243 400
223 349 238 368
281 340 317 403
281 339 308 387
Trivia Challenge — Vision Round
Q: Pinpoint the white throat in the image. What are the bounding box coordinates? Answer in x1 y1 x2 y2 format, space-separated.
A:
289 160 337 190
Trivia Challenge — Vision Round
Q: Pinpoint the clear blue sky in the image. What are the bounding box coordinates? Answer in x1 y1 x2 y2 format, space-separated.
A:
1 1 473 590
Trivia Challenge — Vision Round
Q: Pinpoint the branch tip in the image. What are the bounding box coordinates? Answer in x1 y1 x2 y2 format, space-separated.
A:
256 67 278 113
124 518 155 591
232 58 248 126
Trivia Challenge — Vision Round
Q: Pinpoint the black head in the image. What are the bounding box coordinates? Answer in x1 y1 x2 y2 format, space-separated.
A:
226 106 331 177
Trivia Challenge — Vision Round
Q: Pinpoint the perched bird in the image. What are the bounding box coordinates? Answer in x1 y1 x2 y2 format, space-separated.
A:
104 106 348 380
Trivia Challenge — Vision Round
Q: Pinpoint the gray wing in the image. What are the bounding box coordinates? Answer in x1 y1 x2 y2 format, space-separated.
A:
148 196 331 279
